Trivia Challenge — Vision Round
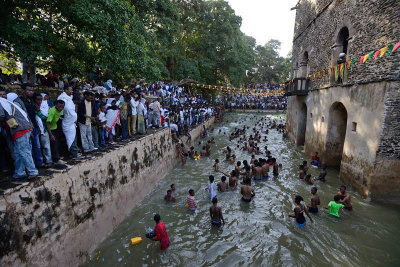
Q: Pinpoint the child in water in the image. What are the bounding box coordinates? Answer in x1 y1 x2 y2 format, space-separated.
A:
193 151 200 160
325 195 345 217
214 159 219 171
164 190 176 202
187 189 197 211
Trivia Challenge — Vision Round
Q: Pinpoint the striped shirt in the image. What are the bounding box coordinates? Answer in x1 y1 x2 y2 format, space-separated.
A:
187 195 197 211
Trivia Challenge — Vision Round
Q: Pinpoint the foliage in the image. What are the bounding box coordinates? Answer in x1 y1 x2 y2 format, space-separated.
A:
0 0 290 87
248 39 291 84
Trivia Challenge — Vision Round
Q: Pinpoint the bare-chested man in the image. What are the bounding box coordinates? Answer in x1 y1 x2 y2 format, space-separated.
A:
214 159 219 171
243 142 248 151
305 174 314 185
248 144 254 154
299 165 305 179
306 187 320 213
272 158 279 176
253 161 263 180
241 178 255 202
229 155 236 164
210 197 225 227
200 146 207 156
164 190 176 202
315 165 327 182
217 176 228 192
261 160 269 179
219 170 238 189
338 185 352 211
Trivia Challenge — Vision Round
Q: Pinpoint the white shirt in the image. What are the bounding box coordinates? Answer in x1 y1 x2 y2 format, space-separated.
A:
170 123 178 132
130 99 138 115
208 182 216 200
99 111 107 123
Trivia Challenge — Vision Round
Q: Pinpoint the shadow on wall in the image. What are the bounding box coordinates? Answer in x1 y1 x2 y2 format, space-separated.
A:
296 102 307 146
324 101 347 166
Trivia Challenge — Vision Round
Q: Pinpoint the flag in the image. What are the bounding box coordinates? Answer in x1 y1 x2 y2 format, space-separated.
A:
387 43 395 56
362 53 370 63
379 46 388 57
392 42 400 54
372 50 380 60
359 55 365 64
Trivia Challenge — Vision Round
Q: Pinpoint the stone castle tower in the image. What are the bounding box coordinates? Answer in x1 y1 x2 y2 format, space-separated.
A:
285 0 400 202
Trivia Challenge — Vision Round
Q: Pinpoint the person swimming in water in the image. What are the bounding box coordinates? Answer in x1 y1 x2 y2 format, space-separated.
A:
299 165 305 179
315 165 327 182
289 195 313 226
337 185 352 211
325 195 345 217
305 174 314 185
306 187 320 213
164 190 176 202
219 170 238 189
217 176 228 192
241 177 255 202
210 197 225 227
214 159 219 171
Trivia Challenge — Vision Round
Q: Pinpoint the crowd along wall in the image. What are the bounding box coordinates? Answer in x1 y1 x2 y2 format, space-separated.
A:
0 118 214 266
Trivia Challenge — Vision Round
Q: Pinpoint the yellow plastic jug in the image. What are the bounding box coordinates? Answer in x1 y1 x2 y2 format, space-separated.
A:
130 237 142 246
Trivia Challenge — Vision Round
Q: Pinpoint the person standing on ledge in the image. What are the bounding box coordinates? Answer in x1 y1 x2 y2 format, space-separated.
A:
151 214 170 251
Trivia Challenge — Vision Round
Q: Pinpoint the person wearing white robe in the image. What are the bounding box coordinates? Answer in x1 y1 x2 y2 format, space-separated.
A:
58 85 79 158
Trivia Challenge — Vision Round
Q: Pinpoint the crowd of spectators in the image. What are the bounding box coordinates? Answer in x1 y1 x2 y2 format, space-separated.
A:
0 79 220 179
225 83 287 110
226 95 287 110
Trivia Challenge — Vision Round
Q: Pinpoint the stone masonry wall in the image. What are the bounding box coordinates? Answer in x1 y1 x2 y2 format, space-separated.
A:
292 0 400 88
0 118 214 266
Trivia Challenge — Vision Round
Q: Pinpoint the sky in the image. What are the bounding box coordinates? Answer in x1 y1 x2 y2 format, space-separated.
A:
227 0 298 57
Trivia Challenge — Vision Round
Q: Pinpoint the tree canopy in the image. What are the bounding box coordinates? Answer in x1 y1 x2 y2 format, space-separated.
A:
0 0 291 86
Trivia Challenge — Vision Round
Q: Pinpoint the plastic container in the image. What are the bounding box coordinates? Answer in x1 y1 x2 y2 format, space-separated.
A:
130 237 143 246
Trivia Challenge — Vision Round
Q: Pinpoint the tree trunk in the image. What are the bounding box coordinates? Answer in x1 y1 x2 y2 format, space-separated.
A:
30 62 36 85
22 58 28 83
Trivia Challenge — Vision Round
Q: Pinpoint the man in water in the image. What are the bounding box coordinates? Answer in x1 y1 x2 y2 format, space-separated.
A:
315 165 327 182
337 185 352 211
151 214 170 250
272 158 279 176
164 190 176 202
253 161 263 180
241 178 255 202
217 176 228 192
299 165 305 179
306 187 320 213
210 197 225 227
305 174 314 185
200 146 207 156
261 159 269 179
214 159 219 171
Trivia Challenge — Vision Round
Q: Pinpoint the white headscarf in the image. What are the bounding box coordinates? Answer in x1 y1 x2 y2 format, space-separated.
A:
40 93 49 117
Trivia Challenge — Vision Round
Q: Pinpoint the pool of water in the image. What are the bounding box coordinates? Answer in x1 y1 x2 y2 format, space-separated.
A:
84 113 400 266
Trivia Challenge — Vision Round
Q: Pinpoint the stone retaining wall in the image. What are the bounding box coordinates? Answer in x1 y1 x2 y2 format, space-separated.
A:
0 118 214 266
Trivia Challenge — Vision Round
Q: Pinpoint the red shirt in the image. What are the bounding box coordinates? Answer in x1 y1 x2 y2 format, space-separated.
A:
154 222 170 250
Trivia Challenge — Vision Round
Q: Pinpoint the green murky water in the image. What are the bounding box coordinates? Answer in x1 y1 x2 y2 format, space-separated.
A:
84 113 400 266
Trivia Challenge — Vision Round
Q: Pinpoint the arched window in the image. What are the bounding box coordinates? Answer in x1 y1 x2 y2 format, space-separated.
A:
337 27 349 55
303 51 309 65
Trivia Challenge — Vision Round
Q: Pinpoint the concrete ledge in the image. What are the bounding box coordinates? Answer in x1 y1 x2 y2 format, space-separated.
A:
229 109 286 114
0 118 214 266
